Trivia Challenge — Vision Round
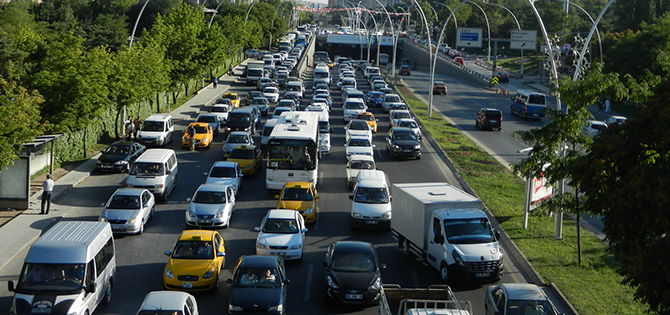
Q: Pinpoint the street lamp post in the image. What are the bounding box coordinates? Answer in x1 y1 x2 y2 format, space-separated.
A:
269 2 292 50
461 0 491 63
481 1 521 74
129 0 151 49
244 2 257 24
554 0 605 70
409 0 433 116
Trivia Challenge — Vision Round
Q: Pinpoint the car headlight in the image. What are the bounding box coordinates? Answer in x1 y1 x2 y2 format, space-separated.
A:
415 145 421 150
128 217 137 224
203 269 215 279
165 268 174 279
326 275 339 289
382 211 392 219
215 210 226 218
188 210 196 217
99 217 107 222
114 160 128 165
257 242 269 249
393 144 400 150
96 160 102 165
268 305 284 312
229 305 243 312
304 208 314 214
452 250 466 267
352 212 363 218
369 277 381 290
289 243 302 249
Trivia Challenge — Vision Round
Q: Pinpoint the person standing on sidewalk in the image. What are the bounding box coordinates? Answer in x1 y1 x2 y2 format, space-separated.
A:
229 64 234 75
213 76 218 88
604 99 611 112
41 174 54 214
133 116 141 139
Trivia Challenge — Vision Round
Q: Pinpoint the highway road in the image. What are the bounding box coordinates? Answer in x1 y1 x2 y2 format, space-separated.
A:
0 59 549 315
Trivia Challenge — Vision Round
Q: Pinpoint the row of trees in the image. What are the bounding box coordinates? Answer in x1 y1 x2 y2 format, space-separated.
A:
0 0 302 170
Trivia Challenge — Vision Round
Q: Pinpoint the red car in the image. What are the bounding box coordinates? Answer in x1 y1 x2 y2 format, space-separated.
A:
433 81 447 95
399 65 411 75
454 57 464 65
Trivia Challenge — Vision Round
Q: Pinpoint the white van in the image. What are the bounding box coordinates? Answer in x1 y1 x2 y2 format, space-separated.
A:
260 118 278 151
314 66 331 84
137 113 174 147
349 170 391 230
8 221 116 315
126 148 178 201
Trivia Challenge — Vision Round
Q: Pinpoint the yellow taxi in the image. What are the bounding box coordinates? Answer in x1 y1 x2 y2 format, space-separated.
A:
222 93 240 108
182 122 213 149
356 112 378 133
226 145 262 176
163 230 226 291
275 182 319 223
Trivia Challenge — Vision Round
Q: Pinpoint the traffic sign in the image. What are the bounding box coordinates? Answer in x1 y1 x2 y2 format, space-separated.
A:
491 77 499 85
456 28 482 48
510 30 537 50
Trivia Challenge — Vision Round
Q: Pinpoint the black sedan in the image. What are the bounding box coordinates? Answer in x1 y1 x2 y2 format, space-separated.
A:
227 255 289 315
96 140 146 173
323 241 385 305
493 71 510 83
385 127 422 160
246 91 264 105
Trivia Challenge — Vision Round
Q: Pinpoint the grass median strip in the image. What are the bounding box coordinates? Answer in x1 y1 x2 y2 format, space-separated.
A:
395 85 646 315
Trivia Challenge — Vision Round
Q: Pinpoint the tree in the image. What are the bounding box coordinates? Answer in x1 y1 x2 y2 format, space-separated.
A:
0 74 48 171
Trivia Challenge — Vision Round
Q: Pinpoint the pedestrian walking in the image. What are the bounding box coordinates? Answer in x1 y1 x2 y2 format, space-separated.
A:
133 116 141 139
125 118 135 140
229 64 234 75
212 76 218 88
598 100 604 112
41 174 54 214
604 99 611 113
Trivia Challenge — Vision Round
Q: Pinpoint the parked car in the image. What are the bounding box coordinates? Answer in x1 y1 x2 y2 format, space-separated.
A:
475 108 503 131
99 188 155 235
96 140 146 173
454 56 464 65
226 255 289 315
254 209 308 260
323 241 385 305
485 283 561 315
433 81 448 95
185 184 236 228
163 230 226 291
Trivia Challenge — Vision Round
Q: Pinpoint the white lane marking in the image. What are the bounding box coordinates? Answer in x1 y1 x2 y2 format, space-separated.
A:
411 269 420 288
304 264 314 302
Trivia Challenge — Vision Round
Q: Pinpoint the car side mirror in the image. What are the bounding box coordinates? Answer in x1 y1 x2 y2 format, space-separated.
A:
380 263 387 269
274 194 280 199
322 261 329 267
204 172 208 176
283 279 291 284
227 279 233 284
186 197 192 202
217 252 225 257
164 250 171 256
372 144 376 148
166 170 171 174
301 228 308 233
85 282 96 293
7 281 14 292
348 195 353 200
315 196 320 200
494 230 501 241
254 227 261 232
100 202 105 207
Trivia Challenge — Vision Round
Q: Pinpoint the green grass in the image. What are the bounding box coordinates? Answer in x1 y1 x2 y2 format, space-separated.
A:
395 85 646 315
493 55 544 73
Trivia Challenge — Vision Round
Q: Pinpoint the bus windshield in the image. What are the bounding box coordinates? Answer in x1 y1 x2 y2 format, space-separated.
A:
267 140 317 170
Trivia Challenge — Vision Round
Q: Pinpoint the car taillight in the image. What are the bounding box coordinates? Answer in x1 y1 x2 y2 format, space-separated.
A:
524 105 528 112
500 115 503 123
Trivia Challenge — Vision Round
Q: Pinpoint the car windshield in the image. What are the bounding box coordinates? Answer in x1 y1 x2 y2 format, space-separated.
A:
130 162 164 176
591 124 607 131
223 94 238 100
392 131 417 141
398 121 418 128
18 263 86 292
193 191 227 204
197 116 216 123
386 96 401 102
354 187 389 204
332 251 375 272
262 218 300 234
507 300 554 315
252 98 267 105
211 106 229 113
234 268 280 288
264 88 278 93
227 135 249 144
209 166 237 178
358 115 374 121
216 99 232 105
103 144 129 155
229 149 255 159
349 121 369 130
192 125 208 133
141 121 164 132
350 160 375 170
348 138 371 147
171 241 214 259
393 112 411 119
443 218 496 244
138 311 183 315
345 103 365 110
228 114 249 123
108 195 141 209
281 187 313 201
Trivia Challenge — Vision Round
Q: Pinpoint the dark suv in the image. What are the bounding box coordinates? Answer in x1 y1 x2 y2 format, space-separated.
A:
225 107 260 135
475 108 503 131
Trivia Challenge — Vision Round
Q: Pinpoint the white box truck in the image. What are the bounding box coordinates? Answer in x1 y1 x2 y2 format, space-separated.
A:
391 182 503 283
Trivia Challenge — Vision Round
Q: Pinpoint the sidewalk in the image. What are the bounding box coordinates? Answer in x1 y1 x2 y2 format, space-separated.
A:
0 61 248 272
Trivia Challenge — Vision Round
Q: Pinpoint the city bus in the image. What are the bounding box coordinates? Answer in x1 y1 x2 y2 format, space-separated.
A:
266 111 320 190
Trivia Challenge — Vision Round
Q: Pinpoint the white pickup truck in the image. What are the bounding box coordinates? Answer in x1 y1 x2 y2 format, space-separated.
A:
379 284 472 315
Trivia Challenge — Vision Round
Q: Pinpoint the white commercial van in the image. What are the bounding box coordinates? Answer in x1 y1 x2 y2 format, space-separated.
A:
349 170 392 230
126 148 178 201
8 221 116 315
314 65 331 84
137 113 174 147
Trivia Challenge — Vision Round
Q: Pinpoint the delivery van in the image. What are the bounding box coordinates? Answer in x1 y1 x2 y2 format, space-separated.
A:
8 221 116 315
126 148 178 201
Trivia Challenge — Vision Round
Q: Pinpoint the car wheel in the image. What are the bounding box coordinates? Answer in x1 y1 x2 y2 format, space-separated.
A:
101 281 113 305
440 262 451 283
401 239 410 255
149 206 155 220
137 220 144 235
416 155 421 160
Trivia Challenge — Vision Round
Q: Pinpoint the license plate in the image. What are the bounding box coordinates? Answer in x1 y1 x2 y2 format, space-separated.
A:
489 120 497 123
365 220 378 225
402 150 412 153
271 252 286 256
111 226 123 231
198 219 212 224
182 282 193 288
475 273 490 278
102 165 112 169
345 294 363 299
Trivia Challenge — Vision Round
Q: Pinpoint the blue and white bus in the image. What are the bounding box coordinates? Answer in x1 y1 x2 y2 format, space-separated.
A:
266 111 320 190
